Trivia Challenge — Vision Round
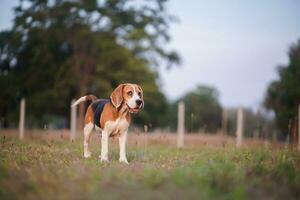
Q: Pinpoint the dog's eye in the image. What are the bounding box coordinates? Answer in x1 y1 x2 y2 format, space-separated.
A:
138 92 142 97
127 91 133 97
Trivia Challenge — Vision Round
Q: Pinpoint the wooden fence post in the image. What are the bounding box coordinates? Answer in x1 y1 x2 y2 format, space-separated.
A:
236 107 244 148
177 101 185 148
298 105 300 151
70 99 77 142
221 108 228 135
19 98 25 140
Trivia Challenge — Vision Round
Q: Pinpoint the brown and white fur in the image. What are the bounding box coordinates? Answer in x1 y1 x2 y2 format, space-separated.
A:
72 83 144 164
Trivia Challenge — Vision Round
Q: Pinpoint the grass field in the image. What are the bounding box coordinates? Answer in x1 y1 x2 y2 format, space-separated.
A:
0 130 300 200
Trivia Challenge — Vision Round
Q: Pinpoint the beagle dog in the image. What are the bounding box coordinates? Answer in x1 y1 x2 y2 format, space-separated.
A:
72 83 144 164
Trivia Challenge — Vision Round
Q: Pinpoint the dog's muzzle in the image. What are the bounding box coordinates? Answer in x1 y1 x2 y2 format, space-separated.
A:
127 100 144 114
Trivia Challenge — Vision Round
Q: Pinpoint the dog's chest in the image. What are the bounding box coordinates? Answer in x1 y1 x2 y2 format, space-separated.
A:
105 117 129 136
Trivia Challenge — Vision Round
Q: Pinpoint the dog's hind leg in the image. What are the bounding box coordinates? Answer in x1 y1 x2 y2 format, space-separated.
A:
83 122 94 158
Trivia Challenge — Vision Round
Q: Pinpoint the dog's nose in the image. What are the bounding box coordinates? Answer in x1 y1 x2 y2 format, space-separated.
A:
136 100 143 106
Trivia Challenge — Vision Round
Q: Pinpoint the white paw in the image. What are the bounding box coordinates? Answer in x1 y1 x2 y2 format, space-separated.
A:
84 152 91 158
100 156 109 163
119 158 129 164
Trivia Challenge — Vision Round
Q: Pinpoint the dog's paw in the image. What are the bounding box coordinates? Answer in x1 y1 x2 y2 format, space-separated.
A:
83 152 91 158
119 159 129 165
100 157 109 163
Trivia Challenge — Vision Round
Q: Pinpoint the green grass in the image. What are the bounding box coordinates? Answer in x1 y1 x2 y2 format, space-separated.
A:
0 135 300 200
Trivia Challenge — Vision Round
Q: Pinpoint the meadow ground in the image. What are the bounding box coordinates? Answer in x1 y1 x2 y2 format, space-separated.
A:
0 130 300 200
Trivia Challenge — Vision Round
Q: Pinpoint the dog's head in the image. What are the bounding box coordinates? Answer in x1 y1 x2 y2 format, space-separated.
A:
110 83 144 113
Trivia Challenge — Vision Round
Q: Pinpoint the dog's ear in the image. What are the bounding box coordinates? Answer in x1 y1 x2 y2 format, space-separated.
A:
137 84 143 99
110 84 125 108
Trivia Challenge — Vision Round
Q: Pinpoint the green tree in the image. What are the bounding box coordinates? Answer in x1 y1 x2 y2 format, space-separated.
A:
166 85 222 133
0 0 179 128
264 40 300 138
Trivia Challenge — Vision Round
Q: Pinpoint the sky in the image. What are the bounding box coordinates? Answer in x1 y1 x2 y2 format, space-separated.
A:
1 0 300 109
160 0 300 109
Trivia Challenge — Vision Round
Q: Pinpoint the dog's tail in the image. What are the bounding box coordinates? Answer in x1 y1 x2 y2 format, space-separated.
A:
71 94 98 107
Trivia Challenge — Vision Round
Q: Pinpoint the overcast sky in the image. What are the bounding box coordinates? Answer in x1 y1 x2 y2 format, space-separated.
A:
1 0 300 108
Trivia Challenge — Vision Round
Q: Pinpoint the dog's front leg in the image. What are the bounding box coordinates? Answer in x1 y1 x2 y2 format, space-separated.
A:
100 130 109 162
119 130 129 164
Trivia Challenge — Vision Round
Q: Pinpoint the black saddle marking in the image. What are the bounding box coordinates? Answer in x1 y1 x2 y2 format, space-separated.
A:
91 99 110 128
